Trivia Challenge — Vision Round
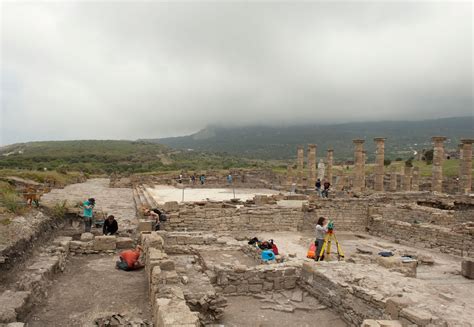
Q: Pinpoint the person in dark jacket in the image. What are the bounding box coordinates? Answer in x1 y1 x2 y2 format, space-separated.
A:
103 215 118 235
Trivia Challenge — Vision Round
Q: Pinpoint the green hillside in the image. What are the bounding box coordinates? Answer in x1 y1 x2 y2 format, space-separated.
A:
0 140 263 174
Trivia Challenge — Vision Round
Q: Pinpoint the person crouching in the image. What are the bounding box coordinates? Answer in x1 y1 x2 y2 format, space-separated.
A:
116 246 144 271
103 215 118 235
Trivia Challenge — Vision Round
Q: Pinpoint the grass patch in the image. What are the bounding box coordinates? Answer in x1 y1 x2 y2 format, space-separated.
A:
50 200 68 219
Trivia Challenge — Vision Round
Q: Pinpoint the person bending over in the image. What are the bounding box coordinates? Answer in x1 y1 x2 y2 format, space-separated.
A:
103 215 118 235
116 246 143 271
315 217 328 261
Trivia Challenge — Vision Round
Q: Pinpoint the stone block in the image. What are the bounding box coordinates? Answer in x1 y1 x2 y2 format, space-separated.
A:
0 291 30 323
461 259 474 279
377 320 403 327
142 232 164 251
138 220 154 232
249 284 263 293
116 237 134 249
385 297 412 320
362 320 380 327
163 201 179 212
80 232 94 241
159 260 175 271
399 308 432 326
93 236 116 251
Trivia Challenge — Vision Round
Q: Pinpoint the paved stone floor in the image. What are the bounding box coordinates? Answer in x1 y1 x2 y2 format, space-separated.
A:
42 178 137 230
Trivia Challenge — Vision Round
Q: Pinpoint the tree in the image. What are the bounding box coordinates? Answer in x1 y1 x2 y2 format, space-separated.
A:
384 159 391 166
424 149 434 165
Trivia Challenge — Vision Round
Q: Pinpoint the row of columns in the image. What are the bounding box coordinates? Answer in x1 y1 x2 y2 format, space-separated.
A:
292 137 473 194
295 145 334 188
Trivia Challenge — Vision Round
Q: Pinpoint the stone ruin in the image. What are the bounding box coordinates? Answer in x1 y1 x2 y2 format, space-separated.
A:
0 135 473 327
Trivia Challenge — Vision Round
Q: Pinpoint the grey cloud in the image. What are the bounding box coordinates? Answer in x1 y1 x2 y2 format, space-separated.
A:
1 1 472 145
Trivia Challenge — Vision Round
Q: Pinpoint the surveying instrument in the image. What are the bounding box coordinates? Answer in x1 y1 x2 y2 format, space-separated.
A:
318 220 345 261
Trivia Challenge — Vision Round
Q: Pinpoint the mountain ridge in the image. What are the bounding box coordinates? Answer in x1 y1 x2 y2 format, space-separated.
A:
146 116 474 160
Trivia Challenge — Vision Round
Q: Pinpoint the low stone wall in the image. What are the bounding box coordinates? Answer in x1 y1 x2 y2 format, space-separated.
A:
141 232 226 326
368 215 473 257
213 262 300 295
302 198 370 232
68 234 134 255
166 204 304 232
0 236 71 324
299 261 459 326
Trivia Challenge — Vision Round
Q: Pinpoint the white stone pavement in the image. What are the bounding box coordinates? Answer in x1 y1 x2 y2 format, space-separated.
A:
42 178 137 230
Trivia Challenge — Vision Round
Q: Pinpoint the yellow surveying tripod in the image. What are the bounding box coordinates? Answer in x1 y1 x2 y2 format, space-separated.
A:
318 221 345 261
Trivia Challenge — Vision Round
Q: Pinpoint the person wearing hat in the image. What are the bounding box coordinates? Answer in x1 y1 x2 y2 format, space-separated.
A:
82 198 95 232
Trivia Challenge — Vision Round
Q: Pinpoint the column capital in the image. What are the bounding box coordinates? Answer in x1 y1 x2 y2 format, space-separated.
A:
308 144 317 149
431 136 447 142
327 148 334 153
461 139 474 144
373 137 386 142
353 139 365 144
297 145 304 151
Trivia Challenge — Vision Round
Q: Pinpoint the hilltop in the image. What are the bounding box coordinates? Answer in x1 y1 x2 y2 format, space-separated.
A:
149 116 473 160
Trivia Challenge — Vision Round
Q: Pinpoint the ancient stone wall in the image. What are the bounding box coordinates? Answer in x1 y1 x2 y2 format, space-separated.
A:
112 169 286 189
214 263 300 295
302 199 370 232
368 216 473 257
299 261 457 326
165 204 304 232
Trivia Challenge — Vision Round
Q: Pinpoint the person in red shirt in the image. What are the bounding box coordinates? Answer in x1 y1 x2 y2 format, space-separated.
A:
116 246 144 271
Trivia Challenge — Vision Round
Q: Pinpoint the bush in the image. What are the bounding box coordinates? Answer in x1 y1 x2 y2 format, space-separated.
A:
384 159 391 166
424 149 434 165
51 200 68 219
1 192 23 214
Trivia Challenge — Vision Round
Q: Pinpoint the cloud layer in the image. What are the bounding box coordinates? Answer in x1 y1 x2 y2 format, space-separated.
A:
1 1 472 145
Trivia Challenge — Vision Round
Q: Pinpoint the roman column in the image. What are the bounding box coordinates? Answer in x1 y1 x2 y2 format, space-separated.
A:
374 138 386 192
402 166 413 191
307 144 317 188
390 166 398 192
412 167 420 191
297 146 305 189
431 136 446 193
353 139 365 192
326 148 334 185
460 139 473 194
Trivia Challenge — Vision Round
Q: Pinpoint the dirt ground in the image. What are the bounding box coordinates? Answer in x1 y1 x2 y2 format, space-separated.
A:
26 254 151 327
221 293 347 327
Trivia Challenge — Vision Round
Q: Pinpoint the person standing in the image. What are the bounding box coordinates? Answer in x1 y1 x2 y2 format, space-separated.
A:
103 215 118 235
315 178 322 197
227 173 233 185
82 198 95 232
322 180 331 198
315 217 328 261
200 174 206 185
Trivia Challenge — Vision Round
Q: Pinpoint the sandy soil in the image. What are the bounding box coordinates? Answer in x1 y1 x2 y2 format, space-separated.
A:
26 255 151 327
221 294 347 327
146 185 279 203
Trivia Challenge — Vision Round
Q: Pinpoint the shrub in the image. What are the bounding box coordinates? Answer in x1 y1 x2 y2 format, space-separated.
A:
51 200 68 219
1 192 23 214
384 159 391 166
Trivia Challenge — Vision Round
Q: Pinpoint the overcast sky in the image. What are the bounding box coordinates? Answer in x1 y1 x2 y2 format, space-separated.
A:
1 1 472 146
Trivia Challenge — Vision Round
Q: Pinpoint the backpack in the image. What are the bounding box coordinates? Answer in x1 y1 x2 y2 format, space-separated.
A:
159 214 167 222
